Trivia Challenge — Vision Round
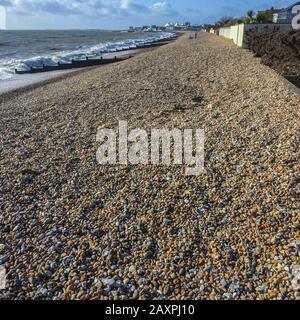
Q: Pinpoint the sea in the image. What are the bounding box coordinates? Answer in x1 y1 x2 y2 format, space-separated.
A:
0 30 174 82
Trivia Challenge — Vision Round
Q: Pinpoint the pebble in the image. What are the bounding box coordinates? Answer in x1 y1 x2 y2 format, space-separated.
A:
0 32 299 300
128 265 136 273
132 290 139 299
0 244 5 254
102 278 115 288
163 285 171 296
0 255 8 265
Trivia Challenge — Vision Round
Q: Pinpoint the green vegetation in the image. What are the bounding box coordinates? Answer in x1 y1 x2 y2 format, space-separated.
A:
256 7 275 23
246 10 255 23
211 7 277 29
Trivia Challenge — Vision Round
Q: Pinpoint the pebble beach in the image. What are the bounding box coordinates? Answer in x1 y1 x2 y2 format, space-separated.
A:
0 32 299 300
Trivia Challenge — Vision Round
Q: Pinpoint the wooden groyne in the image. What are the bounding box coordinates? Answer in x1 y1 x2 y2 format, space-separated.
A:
15 37 178 75
15 56 130 74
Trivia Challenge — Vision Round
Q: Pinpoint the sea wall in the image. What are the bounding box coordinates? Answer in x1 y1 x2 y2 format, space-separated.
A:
219 23 293 48
219 24 245 47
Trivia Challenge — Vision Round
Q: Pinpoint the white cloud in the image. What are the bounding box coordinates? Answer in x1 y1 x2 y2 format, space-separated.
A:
120 0 149 14
2 0 178 18
152 2 166 9
3 0 115 16
120 0 130 10
151 2 173 14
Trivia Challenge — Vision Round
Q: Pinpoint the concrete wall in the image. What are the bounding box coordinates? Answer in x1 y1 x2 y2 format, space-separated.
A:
218 23 293 48
219 24 245 47
243 23 293 33
219 27 231 39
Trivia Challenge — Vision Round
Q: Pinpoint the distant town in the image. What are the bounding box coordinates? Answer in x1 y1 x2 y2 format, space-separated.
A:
127 2 300 33
127 22 202 32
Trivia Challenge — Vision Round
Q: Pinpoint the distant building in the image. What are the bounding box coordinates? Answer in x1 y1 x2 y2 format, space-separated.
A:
164 22 173 27
163 21 200 31
141 25 155 32
271 9 285 23
164 22 174 30
273 2 300 23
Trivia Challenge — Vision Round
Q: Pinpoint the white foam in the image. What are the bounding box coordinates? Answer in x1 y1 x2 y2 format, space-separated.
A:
0 32 174 82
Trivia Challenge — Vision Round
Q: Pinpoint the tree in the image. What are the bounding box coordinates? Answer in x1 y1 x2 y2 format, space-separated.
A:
256 11 268 23
215 16 240 28
256 7 276 23
247 10 254 22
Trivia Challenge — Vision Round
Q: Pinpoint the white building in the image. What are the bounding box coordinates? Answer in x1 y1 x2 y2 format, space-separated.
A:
164 22 174 28
273 2 300 23
164 22 174 30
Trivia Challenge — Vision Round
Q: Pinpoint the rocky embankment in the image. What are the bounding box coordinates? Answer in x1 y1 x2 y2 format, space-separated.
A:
246 30 300 77
0 32 299 300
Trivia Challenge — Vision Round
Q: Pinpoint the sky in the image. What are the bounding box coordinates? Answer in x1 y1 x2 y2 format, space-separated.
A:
0 0 297 29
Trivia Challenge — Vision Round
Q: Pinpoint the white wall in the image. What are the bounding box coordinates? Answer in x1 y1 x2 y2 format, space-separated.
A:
218 23 293 48
219 24 244 46
219 27 231 39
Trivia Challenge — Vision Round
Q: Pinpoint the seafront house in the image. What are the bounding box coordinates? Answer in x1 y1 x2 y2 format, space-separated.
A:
271 9 286 22
273 2 300 23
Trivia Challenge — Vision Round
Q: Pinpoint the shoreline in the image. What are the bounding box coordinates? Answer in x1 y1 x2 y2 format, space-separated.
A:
0 46 171 97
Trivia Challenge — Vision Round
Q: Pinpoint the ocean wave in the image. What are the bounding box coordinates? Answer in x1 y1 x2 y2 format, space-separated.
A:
0 32 174 81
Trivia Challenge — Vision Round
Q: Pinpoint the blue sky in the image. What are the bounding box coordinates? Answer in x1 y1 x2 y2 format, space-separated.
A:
0 0 297 29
